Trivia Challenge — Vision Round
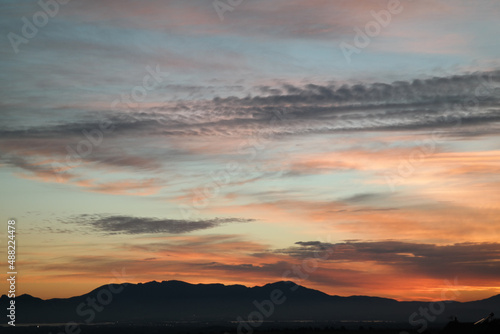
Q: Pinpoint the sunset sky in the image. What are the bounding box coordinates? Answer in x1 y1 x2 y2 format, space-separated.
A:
1 0 500 302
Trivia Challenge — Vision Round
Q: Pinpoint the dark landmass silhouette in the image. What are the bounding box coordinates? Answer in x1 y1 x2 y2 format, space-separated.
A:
1 280 499 332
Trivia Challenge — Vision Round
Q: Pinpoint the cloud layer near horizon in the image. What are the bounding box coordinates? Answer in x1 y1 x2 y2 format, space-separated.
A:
18 234 500 301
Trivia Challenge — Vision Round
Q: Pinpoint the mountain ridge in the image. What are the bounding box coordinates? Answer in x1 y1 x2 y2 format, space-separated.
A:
1 280 499 324
3 279 497 303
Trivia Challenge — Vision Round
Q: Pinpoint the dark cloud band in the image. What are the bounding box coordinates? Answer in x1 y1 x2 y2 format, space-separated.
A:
62 214 254 234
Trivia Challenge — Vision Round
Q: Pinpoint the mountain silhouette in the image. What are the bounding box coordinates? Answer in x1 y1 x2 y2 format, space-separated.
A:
1 280 499 324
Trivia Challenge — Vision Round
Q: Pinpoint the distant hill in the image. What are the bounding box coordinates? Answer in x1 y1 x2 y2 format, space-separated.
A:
1 280 499 325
